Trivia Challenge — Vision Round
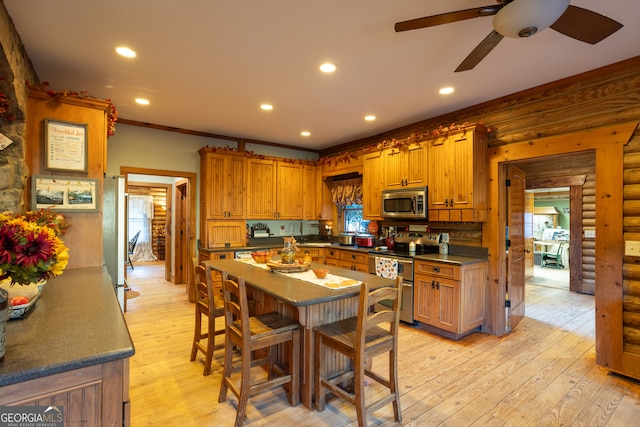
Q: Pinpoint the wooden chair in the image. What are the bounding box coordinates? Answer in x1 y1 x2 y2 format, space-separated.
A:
189 259 224 376
219 272 300 427
314 277 403 427
127 230 141 270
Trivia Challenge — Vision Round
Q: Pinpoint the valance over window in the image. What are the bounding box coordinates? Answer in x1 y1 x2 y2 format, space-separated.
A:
330 178 363 207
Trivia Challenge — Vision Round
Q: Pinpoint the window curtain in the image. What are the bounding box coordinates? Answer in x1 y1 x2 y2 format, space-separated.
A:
330 178 363 206
128 195 157 262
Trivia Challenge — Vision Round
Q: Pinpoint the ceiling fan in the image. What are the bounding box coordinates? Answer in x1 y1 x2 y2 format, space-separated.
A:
395 0 623 72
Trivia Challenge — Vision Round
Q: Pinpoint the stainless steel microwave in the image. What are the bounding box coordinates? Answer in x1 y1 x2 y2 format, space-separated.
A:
381 186 427 219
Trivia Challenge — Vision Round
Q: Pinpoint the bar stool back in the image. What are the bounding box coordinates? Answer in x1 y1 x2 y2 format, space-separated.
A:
189 259 224 375
314 277 403 426
219 272 300 427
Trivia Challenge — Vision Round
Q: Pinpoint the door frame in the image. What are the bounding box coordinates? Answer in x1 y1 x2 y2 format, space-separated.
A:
120 166 197 284
484 122 636 372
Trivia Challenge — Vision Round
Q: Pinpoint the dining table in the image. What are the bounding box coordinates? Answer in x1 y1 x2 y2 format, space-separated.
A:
208 258 396 409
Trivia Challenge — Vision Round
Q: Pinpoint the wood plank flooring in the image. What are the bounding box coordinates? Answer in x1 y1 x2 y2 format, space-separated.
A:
124 262 640 426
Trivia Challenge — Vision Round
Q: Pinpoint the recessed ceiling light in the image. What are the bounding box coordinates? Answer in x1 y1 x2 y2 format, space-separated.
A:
115 46 136 58
439 86 454 95
260 103 273 111
301 131 311 137
135 98 150 105
319 63 336 73
364 115 376 122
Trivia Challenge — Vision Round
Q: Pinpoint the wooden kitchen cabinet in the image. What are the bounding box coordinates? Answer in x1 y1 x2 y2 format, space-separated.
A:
414 259 486 339
384 142 428 189
426 124 488 222
296 247 325 264
362 149 384 219
246 158 304 219
199 149 246 220
302 164 325 220
324 247 340 267
339 249 369 273
203 220 246 248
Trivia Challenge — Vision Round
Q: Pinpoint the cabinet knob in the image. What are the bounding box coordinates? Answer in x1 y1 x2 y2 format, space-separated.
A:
433 266 440 273
431 280 435 289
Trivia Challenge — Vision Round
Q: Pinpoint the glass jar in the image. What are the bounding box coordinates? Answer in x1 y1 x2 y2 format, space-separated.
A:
281 237 296 264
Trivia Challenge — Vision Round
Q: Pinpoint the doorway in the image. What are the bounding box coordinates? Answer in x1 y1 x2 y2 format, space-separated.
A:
120 166 197 285
512 152 594 295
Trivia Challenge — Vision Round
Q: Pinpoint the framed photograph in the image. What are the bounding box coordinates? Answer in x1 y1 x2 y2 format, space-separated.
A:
32 175 99 212
44 119 88 173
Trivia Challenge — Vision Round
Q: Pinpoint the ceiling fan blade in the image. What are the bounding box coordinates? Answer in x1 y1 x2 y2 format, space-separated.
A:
395 6 501 32
455 30 504 72
550 5 623 44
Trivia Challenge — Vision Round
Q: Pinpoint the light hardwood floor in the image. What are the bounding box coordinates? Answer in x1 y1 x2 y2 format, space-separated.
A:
124 261 640 426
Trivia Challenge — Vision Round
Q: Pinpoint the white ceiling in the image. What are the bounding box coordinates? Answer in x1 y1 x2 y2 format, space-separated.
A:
5 1 639 150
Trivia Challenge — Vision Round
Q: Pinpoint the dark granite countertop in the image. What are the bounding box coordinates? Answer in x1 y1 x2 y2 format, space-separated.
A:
413 253 488 266
208 259 395 306
0 267 135 387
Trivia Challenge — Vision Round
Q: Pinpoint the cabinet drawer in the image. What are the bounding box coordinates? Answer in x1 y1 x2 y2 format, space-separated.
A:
325 248 340 259
415 261 460 280
339 250 368 265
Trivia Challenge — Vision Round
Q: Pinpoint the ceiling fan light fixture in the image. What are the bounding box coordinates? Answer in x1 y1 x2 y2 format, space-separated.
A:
493 0 569 38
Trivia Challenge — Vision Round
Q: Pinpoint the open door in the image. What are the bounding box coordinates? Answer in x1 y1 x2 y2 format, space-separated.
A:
506 164 526 330
524 190 534 280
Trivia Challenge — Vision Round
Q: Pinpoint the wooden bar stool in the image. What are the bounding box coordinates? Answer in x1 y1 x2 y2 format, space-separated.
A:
314 277 403 427
219 272 300 427
189 259 225 376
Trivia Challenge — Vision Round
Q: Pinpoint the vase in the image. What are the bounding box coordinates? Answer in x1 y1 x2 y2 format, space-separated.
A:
0 287 8 363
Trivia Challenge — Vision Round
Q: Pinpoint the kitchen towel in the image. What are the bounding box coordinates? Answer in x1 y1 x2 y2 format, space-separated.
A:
375 257 398 279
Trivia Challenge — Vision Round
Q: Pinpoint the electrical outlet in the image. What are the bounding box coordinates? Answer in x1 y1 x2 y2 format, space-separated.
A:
625 241 640 256
584 229 596 239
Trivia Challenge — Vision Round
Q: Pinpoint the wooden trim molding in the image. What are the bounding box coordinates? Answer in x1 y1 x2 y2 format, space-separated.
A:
484 121 638 377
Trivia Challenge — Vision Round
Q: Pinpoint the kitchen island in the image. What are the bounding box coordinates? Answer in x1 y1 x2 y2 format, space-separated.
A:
208 259 395 409
0 267 135 425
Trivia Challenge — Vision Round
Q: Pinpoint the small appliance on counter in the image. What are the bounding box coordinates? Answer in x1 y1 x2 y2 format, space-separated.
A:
356 234 376 247
338 232 356 246
251 223 270 238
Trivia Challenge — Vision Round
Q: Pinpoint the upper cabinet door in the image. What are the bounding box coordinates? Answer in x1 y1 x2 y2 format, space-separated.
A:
363 149 384 219
246 158 277 219
384 142 427 189
276 161 303 219
427 125 488 222
202 152 246 219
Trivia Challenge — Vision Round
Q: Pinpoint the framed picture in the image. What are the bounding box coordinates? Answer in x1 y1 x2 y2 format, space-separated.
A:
32 175 99 212
44 119 88 173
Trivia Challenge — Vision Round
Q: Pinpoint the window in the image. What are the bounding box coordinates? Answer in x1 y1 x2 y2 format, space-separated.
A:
342 204 369 233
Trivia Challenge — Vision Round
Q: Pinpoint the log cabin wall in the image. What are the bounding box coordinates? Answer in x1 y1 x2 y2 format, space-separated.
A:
623 139 640 356
127 183 169 260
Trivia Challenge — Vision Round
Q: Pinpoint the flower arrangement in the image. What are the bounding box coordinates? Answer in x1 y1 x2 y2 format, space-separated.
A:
0 210 70 286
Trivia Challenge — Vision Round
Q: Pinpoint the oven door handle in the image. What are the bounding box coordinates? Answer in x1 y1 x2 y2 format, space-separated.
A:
412 196 417 214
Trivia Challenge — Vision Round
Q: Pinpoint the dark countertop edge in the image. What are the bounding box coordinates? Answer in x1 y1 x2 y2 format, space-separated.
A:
0 267 136 388
0 347 135 387
413 254 488 265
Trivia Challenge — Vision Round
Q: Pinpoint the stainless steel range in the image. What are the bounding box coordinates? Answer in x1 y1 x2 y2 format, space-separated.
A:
368 232 441 324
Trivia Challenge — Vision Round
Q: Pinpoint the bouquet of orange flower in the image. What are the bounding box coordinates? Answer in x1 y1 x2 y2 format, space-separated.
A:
0 210 70 286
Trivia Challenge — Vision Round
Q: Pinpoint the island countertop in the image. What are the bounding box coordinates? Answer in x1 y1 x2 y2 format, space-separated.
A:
208 259 395 306
0 267 135 387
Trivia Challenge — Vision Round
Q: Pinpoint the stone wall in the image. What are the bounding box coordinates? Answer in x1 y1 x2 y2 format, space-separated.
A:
0 2 38 213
